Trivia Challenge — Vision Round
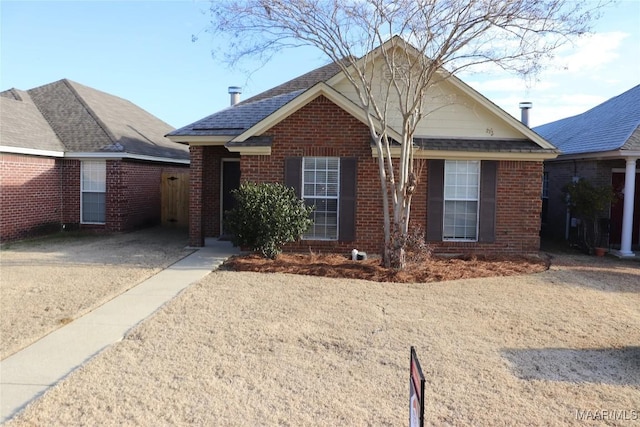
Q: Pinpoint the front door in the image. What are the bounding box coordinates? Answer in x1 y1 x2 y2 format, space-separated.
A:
610 172 640 246
221 160 241 237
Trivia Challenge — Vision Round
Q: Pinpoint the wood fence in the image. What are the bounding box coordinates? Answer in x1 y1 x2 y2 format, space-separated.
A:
161 172 189 228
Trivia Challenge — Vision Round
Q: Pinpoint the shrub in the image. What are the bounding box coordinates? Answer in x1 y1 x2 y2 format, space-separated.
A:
224 182 314 259
562 178 617 250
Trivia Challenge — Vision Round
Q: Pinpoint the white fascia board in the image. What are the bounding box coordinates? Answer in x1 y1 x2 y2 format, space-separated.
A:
166 135 230 145
373 146 558 161
549 150 640 162
225 145 271 155
0 145 65 157
64 152 190 164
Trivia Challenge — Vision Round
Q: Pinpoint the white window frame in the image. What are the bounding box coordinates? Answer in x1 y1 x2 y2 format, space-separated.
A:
443 160 480 242
302 157 340 241
80 160 106 224
542 171 549 199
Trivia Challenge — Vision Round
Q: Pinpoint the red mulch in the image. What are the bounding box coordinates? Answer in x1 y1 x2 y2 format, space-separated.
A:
222 252 550 283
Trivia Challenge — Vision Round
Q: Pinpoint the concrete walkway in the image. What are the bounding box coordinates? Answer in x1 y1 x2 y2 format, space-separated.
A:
0 240 238 424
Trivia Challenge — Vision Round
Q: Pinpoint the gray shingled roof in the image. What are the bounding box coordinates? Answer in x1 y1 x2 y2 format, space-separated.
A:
0 89 65 152
240 61 341 104
169 61 342 138
414 138 553 153
169 90 305 137
534 85 640 155
5 79 188 160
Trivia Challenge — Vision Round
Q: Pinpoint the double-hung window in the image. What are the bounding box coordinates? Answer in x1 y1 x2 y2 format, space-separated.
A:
81 161 106 224
443 160 480 241
302 157 339 240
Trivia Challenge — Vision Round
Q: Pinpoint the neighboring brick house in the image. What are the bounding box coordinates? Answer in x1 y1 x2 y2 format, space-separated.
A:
167 39 557 256
0 79 189 242
535 85 640 257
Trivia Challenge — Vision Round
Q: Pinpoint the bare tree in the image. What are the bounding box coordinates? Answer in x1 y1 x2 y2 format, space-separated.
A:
206 0 607 268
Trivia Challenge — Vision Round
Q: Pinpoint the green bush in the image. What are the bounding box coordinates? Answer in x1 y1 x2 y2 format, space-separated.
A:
224 182 314 259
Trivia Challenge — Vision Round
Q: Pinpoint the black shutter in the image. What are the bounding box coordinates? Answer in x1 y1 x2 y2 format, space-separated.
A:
426 159 444 242
284 157 302 198
339 157 357 242
478 161 497 243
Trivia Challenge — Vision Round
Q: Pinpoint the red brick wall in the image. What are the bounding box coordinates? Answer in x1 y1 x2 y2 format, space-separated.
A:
1 154 188 242
61 159 80 226
0 153 63 241
431 160 543 255
241 95 387 255
106 160 188 232
196 96 544 256
189 146 238 246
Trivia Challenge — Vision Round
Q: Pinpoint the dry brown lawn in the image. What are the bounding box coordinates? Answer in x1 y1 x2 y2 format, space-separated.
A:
6 249 639 426
0 227 193 359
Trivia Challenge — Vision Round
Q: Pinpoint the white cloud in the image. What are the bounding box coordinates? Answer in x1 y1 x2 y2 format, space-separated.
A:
544 31 630 75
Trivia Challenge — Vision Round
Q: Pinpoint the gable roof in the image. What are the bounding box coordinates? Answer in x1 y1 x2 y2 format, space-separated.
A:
168 37 556 160
0 89 65 154
1 79 189 162
241 61 342 104
534 85 640 155
170 90 306 139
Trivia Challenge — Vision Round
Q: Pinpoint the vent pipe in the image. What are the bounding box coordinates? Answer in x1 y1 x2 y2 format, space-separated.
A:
228 86 242 106
519 102 532 127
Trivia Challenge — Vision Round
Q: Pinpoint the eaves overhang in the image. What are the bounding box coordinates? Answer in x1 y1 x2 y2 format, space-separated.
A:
0 145 65 158
64 152 190 164
547 149 640 162
373 146 558 161
165 135 230 145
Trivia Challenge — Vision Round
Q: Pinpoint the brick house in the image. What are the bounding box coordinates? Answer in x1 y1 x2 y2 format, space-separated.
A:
167 39 557 256
535 85 640 257
0 79 189 242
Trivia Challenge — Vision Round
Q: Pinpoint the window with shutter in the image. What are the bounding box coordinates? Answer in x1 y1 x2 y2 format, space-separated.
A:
427 159 497 243
284 156 356 242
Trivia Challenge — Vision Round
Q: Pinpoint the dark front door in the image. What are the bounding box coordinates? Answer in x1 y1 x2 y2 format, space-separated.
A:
610 172 640 246
221 160 241 236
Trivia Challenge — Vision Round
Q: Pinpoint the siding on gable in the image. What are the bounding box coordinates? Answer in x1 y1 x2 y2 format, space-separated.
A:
331 60 524 140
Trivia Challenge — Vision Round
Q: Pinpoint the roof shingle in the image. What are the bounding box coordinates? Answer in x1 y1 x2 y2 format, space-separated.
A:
534 84 640 155
0 89 65 152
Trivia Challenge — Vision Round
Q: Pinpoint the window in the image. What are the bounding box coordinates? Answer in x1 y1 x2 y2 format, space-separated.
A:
81 161 106 224
302 157 340 240
541 171 549 223
443 160 480 241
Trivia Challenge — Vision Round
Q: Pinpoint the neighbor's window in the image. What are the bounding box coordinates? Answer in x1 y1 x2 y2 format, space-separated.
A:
302 157 339 240
81 161 106 224
443 160 480 241
541 171 549 223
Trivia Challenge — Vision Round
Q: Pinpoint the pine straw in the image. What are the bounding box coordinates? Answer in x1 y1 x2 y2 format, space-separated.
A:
222 252 550 283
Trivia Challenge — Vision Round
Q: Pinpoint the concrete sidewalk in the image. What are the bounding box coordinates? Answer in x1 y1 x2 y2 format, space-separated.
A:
0 240 238 424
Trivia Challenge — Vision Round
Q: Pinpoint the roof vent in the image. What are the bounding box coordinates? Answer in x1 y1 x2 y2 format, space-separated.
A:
519 102 532 127
228 86 242 106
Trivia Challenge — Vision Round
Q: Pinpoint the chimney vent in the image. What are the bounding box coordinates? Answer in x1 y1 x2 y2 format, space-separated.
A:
228 86 242 106
519 102 532 127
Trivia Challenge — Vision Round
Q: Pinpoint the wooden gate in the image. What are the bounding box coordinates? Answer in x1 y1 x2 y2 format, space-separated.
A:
161 172 189 227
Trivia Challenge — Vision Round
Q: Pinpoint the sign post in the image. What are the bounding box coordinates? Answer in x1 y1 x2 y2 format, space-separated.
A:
410 346 425 427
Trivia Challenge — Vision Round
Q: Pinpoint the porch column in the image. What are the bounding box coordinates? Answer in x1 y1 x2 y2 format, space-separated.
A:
619 157 637 257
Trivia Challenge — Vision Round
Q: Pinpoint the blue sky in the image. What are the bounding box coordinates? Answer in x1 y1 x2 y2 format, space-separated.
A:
1 0 639 129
